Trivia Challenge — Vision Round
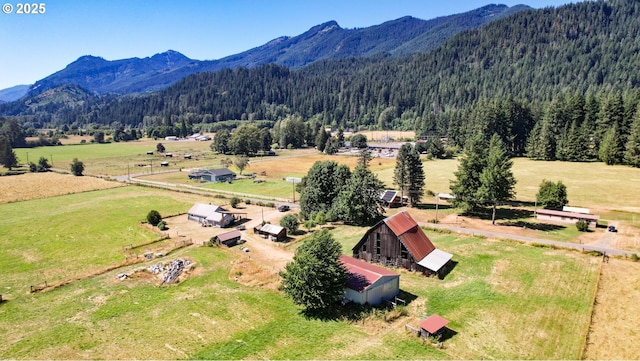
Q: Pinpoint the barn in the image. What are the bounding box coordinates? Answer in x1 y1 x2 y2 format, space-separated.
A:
253 223 287 241
188 168 236 182
187 203 234 228
352 211 452 277
213 230 242 247
340 255 400 305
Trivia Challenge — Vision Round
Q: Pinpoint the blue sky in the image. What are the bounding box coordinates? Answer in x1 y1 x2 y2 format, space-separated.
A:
0 0 574 90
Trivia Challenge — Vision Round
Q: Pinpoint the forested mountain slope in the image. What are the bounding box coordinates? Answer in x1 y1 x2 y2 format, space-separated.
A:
8 4 523 99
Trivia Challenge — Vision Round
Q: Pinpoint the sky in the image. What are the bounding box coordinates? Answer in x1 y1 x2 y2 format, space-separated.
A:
0 0 575 90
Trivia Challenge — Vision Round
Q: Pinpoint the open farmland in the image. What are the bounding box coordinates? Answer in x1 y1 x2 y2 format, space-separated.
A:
0 172 123 203
0 182 613 359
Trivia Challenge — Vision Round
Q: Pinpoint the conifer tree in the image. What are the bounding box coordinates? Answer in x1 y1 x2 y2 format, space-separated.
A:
624 109 640 167
450 135 488 212
477 134 516 225
394 143 425 206
599 123 624 165
0 136 18 170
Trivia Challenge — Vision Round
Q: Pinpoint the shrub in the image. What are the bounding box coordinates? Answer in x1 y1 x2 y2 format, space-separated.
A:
631 253 639 262
576 220 589 232
230 197 240 208
244 199 251 205
157 221 167 231
146 210 162 226
70 158 85 176
280 214 300 234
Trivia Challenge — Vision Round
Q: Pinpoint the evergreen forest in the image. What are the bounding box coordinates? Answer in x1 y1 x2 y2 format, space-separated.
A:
2 0 640 166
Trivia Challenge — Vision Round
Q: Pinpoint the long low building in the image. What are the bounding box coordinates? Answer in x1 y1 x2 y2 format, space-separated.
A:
535 208 599 229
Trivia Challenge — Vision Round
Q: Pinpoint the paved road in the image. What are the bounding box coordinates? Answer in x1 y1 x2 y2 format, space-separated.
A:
106 166 635 257
421 222 638 257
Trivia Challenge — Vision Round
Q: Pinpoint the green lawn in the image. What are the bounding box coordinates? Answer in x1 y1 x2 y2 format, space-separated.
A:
0 186 600 359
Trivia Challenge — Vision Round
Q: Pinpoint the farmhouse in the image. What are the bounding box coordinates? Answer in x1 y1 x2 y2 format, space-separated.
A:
187 203 234 227
253 223 287 241
340 255 400 306
536 208 599 229
352 211 453 277
213 230 242 247
188 168 236 182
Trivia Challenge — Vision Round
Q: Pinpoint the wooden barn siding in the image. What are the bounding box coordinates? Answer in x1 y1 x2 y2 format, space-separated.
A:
354 223 418 271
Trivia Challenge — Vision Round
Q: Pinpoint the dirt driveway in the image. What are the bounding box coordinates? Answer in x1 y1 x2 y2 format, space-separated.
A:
163 203 296 288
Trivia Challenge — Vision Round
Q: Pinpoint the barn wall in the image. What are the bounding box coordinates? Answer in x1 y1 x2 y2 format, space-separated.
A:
354 223 418 271
344 288 364 304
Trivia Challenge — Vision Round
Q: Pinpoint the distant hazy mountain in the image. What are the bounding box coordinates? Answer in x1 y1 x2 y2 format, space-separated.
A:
0 84 31 102
16 4 528 97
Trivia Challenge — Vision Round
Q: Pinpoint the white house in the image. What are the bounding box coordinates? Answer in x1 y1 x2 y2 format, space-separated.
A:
187 203 234 227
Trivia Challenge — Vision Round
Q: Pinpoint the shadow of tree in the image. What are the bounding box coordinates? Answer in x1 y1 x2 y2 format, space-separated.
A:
500 220 566 232
466 207 534 221
301 288 418 321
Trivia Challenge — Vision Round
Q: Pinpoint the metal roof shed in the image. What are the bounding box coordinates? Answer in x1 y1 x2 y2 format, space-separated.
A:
419 314 449 338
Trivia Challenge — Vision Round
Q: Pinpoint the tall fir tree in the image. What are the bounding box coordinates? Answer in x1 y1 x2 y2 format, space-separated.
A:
599 123 624 165
624 109 640 167
450 135 488 212
394 143 425 206
477 134 517 225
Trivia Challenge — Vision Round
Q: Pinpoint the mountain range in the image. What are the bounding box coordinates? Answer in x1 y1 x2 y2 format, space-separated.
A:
1 4 528 101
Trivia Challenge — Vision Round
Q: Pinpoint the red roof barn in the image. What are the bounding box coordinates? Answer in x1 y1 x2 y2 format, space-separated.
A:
352 211 453 277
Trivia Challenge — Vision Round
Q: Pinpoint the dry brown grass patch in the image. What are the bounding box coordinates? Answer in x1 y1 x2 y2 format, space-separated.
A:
0 172 123 203
229 258 281 290
584 258 640 360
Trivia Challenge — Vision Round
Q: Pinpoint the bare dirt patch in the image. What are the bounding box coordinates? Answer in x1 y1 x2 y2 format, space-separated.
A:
161 203 295 288
583 258 640 359
0 172 123 203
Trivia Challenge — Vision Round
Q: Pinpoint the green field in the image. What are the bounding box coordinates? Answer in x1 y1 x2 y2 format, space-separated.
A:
0 185 600 359
12 142 640 212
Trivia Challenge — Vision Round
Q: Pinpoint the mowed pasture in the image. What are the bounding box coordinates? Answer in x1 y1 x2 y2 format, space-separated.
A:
0 182 605 359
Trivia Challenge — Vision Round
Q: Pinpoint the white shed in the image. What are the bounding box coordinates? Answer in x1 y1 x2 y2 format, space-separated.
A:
340 255 400 305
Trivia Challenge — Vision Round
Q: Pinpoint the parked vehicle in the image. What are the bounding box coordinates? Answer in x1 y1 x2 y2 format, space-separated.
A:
278 205 290 212
608 225 617 232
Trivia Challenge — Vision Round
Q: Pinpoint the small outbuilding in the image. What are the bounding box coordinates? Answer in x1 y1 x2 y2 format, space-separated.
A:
419 314 450 339
380 190 406 208
213 230 242 247
340 255 400 306
188 168 236 183
253 223 287 241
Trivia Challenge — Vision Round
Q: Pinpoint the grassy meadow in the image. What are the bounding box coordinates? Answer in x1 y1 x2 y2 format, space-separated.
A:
0 183 602 359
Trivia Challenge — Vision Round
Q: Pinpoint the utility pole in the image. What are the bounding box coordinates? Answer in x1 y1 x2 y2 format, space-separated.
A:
435 193 439 223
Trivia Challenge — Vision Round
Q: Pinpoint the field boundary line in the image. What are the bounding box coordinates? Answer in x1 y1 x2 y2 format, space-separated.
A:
579 261 603 360
128 177 291 203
